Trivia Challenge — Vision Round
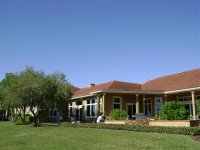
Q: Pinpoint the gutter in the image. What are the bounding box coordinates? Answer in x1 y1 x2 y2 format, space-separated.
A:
71 86 200 100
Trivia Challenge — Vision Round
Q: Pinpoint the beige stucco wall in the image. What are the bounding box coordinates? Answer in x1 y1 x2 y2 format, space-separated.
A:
149 120 199 127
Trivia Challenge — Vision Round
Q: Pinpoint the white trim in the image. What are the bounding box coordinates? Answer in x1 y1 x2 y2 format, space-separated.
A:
86 99 97 117
71 87 200 100
92 90 163 95
113 96 122 110
165 87 200 94
71 94 93 100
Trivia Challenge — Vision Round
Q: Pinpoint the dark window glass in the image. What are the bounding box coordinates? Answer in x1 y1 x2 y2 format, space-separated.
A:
87 105 90 116
114 104 120 109
70 107 72 117
132 105 136 115
76 101 82 105
49 109 53 116
54 110 57 116
92 99 95 103
114 98 120 103
87 100 90 104
91 105 95 116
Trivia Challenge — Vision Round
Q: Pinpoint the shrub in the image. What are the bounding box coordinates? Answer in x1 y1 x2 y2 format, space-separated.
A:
61 123 200 136
14 114 33 125
197 101 200 118
109 109 128 120
157 101 188 120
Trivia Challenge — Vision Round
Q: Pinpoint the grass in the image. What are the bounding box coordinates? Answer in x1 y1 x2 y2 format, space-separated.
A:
0 122 200 150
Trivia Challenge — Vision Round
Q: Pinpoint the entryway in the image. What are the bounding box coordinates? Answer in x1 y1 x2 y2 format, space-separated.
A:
126 103 136 119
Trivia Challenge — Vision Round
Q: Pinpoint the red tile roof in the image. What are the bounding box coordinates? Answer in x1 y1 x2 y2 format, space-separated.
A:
73 80 141 97
73 68 200 98
142 68 200 91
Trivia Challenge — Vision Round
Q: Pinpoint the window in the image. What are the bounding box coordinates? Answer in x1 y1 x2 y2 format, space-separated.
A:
49 108 57 117
196 95 200 101
86 99 97 117
144 99 152 117
155 97 163 114
113 97 121 109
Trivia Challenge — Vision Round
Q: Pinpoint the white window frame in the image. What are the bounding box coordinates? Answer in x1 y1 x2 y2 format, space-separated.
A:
113 96 122 110
178 95 200 117
155 97 163 115
86 99 97 118
144 98 152 117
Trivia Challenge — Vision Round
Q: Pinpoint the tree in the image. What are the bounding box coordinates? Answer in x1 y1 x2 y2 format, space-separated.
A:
0 67 72 126
157 101 188 120
0 73 20 121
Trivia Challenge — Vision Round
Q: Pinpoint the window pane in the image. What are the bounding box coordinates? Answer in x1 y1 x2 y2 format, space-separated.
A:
92 99 95 103
114 98 120 103
114 104 120 109
54 110 57 116
87 105 90 116
132 105 136 115
87 100 90 104
91 105 95 116
70 107 72 117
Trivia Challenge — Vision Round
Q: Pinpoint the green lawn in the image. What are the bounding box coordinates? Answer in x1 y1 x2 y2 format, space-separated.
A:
0 122 200 150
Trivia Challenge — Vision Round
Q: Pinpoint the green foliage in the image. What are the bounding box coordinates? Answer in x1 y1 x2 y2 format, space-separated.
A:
109 109 128 120
1 122 200 149
197 101 200 118
62 122 200 136
14 115 34 125
0 67 72 126
157 101 188 120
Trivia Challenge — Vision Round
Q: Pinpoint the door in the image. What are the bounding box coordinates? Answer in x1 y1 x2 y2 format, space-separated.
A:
127 104 136 119
144 99 152 117
76 108 83 121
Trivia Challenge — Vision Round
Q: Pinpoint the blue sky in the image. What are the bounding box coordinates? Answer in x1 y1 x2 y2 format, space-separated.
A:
0 0 199 88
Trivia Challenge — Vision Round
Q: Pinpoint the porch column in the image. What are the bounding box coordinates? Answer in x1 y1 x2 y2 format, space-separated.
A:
136 94 139 114
102 94 105 114
191 91 196 120
96 96 100 115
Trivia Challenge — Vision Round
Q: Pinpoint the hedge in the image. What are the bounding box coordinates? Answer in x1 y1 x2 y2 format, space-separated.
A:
61 122 200 136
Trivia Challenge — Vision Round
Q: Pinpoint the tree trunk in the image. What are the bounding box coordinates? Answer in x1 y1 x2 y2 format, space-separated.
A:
30 109 39 127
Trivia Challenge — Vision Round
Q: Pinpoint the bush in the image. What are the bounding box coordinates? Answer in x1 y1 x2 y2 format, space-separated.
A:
61 122 200 136
109 109 128 120
14 114 34 125
157 101 188 120
198 101 200 118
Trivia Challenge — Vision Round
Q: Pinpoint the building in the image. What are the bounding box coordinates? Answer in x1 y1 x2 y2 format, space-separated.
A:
70 68 200 122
